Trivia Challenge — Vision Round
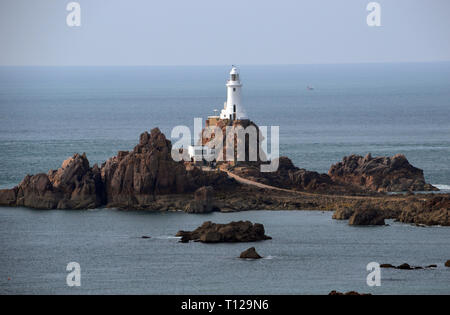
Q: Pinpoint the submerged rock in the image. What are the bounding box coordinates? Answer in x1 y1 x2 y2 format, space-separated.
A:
381 263 437 270
328 153 438 192
328 290 371 296
397 263 413 270
348 209 385 226
176 221 272 243
239 247 262 259
380 264 395 269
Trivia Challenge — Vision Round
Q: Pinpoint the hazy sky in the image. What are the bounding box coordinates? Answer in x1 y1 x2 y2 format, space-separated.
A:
1 0 449 66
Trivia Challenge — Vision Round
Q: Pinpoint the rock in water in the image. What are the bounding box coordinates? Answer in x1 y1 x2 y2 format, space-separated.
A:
0 128 236 210
176 221 272 243
0 153 104 209
332 207 355 220
348 209 385 226
380 264 395 269
397 195 450 226
328 290 371 296
239 247 262 259
328 153 438 192
381 263 437 270
445 260 450 267
396 263 413 270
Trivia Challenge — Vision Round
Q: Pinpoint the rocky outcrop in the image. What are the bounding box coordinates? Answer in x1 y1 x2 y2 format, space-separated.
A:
176 221 272 243
348 209 385 226
381 263 437 270
202 119 266 164
0 128 236 210
0 153 103 209
397 195 450 226
332 207 355 220
329 153 438 192
231 156 364 194
184 186 215 213
328 291 371 296
239 247 262 259
101 128 234 208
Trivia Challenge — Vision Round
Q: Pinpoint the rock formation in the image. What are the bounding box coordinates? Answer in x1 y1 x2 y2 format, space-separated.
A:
231 156 363 194
328 290 371 296
0 128 235 210
239 247 262 259
184 186 215 213
1 127 449 229
397 195 450 226
348 209 386 226
0 153 103 209
328 153 437 192
381 263 437 270
101 128 234 209
202 119 266 165
176 221 272 243
332 207 355 220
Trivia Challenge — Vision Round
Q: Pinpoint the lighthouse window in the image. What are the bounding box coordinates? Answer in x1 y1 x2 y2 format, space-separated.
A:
233 88 236 92
233 105 236 113
231 74 237 81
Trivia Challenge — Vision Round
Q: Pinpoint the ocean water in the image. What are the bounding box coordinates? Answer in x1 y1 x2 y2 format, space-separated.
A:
0 64 450 294
0 209 449 295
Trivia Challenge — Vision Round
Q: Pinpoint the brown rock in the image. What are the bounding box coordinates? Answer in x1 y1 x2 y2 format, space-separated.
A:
239 247 262 259
397 263 413 270
328 290 371 296
380 264 395 268
0 187 18 206
397 195 450 226
0 153 103 209
101 128 234 209
328 153 438 192
383 263 438 270
445 260 450 267
185 186 215 213
202 119 266 164
332 207 355 220
176 221 272 243
349 209 385 226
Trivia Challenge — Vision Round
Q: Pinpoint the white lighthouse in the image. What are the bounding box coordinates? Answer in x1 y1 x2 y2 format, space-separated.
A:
220 66 246 120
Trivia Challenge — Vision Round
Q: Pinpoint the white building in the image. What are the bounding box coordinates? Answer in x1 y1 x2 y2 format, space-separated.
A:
219 66 247 120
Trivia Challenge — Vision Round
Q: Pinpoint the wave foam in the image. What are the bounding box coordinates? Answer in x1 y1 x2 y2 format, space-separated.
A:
433 184 450 190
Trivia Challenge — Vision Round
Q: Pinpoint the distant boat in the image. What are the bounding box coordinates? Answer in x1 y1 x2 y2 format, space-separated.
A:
306 86 314 91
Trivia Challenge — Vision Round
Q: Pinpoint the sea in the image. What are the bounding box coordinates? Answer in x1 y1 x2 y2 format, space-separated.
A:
0 63 449 294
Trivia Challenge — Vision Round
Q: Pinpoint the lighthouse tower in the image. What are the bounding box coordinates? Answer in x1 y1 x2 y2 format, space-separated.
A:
220 66 246 120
